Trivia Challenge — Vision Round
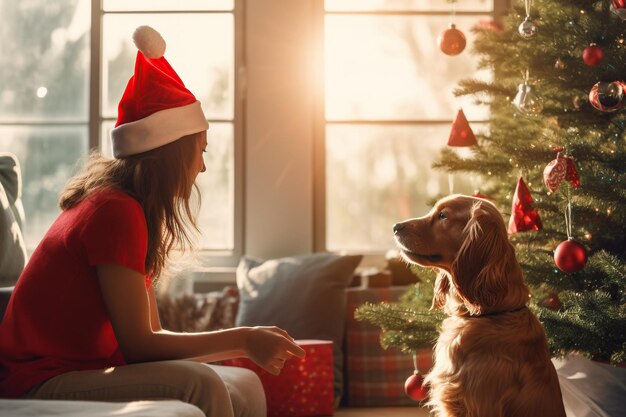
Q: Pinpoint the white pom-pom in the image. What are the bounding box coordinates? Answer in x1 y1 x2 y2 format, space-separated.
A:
132 25 166 59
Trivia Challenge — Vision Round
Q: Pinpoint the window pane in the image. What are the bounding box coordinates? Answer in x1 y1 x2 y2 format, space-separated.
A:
325 0 492 12
0 126 88 251
325 15 490 121
102 14 234 120
0 1 90 121
193 123 234 250
325 124 480 252
103 0 233 11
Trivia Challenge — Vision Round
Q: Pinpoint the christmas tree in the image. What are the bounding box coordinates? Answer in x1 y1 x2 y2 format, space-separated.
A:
356 0 626 365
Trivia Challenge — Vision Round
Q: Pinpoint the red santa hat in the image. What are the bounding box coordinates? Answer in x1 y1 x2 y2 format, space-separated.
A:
111 26 209 158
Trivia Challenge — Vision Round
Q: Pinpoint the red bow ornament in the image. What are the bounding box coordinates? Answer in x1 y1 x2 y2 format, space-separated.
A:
543 152 580 193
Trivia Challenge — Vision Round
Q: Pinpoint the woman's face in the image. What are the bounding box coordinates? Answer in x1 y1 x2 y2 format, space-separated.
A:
194 130 207 178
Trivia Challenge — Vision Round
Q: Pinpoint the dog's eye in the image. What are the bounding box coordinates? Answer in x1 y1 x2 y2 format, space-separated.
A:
438 211 447 220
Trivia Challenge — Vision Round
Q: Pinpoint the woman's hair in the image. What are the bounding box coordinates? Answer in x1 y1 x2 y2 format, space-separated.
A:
59 132 203 279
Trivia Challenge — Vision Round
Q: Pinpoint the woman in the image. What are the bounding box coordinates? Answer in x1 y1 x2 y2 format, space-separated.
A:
0 26 304 417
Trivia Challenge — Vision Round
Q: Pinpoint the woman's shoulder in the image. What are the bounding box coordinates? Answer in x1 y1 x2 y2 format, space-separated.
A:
87 188 139 205
82 188 143 216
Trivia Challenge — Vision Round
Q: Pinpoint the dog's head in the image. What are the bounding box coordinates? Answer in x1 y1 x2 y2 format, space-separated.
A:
393 194 529 315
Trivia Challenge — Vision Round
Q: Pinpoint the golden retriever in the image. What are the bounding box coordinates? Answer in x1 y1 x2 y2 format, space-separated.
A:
393 194 566 417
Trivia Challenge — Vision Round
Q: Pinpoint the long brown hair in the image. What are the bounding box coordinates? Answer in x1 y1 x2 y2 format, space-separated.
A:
59 132 203 279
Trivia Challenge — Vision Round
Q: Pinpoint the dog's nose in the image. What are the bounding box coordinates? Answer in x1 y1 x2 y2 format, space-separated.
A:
393 222 405 234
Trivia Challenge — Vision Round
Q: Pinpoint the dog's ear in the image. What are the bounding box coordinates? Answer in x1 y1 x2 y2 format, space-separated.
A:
451 202 528 315
431 270 450 310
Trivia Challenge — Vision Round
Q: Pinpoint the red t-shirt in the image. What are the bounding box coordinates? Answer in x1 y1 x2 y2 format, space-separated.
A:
0 189 149 398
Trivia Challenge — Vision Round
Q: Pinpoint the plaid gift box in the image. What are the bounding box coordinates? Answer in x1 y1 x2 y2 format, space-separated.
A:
344 286 419 407
222 340 334 417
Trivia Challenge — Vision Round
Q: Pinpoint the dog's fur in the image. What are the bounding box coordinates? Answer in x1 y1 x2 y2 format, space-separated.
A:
393 195 565 417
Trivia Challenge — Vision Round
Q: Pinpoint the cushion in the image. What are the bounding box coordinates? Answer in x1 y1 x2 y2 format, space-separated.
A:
0 153 27 286
0 399 204 417
235 252 362 403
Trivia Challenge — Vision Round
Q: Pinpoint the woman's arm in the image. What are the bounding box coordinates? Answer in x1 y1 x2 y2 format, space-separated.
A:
97 264 305 375
147 284 163 332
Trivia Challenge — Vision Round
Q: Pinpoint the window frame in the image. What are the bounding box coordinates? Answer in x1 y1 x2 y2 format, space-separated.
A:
313 0 509 259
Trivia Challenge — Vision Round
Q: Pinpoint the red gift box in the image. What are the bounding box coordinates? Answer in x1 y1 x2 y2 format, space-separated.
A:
345 286 419 407
222 340 334 417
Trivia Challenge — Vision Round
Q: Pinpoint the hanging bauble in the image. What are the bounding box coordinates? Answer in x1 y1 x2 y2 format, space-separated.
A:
447 109 477 146
554 239 587 273
554 58 567 70
543 153 580 193
513 82 543 115
404 371 428 401
582 44 604 67
611 0 626 20
438 24 466 56
542 293 562 310
518 17 538 39
588 81 626 112
572 95 585 110
543 154 567 193
508 177 542 234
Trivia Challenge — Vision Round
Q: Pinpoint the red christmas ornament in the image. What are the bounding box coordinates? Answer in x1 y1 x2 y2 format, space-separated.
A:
543 152 580 192
589 81 626 112
438 24 466 56
405 371 428 401
611 0 626 20
582 44 604 67
508 177 542 234
447 109 477 147
554 239 587 273
543 294 562 310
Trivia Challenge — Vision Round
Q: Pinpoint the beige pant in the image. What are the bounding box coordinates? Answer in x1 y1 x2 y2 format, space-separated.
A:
25 361 266 417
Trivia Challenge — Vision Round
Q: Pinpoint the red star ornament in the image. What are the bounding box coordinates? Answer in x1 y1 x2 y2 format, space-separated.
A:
447 109 477 147
508 177 542 234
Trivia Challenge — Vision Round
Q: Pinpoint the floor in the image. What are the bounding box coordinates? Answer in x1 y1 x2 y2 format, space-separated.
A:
334 406 428 416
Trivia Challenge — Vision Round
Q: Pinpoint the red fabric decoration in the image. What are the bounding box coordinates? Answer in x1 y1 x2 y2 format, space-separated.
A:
508 177 542 234
448 109 477 147
543 153 580 192
565 157 580 188
612 0 626 19
222 340 334 417
438 24 466 56
554 240 587 273
404 372 428 402
582 44 604 67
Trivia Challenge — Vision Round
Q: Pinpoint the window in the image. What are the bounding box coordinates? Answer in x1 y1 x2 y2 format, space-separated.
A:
318 0 498 253
0 0 242 266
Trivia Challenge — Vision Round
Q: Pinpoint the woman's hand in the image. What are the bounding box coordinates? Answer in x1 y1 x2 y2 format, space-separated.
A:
243 326 306 375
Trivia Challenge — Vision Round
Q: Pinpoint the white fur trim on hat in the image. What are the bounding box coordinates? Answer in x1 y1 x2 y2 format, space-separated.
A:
111 101 209 158
133 26 166 59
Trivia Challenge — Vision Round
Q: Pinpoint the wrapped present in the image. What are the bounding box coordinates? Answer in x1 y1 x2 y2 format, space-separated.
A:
344 286 419 407
222 339 334 417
